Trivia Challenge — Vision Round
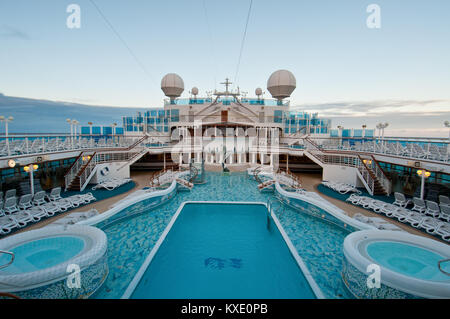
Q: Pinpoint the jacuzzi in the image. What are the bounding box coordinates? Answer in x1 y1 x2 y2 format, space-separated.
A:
0 225 108 299
342 230 450 299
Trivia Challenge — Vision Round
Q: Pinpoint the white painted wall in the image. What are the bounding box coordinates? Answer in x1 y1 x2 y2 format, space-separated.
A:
90 162 130 184
322 165 361 186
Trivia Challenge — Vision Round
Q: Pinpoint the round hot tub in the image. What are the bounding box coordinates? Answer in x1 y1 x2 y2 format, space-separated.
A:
342 230 450 299
0 225 108 299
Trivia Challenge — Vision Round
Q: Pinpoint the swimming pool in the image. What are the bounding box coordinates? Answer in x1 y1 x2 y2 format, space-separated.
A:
366 241 449 281
343 230 450 299
0 236 85 275
0 225 108 299
92 172 354 299
125 202 318 299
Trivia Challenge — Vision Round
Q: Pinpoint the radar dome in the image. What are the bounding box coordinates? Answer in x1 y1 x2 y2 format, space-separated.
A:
191 87 199 96
255 87 263 96
161 73 184 100
267 70 296 100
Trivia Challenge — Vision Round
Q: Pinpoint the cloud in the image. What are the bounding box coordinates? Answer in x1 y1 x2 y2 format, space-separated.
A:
291 99 450 118
0 25 30 39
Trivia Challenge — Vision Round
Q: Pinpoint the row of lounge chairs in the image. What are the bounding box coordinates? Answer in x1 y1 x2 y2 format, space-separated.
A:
0 137 135 157
347 194 450 241
92 177 132 191
322 181 362 195
50 209 99 226
353 213 403 231
0 187 96 235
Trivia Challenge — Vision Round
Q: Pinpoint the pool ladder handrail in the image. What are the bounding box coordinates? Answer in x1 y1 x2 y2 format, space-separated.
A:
438 258 450 276
0 250 15 270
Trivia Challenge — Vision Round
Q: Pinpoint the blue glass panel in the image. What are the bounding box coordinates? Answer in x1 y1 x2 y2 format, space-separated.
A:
81 127 90 134
92 126 101 135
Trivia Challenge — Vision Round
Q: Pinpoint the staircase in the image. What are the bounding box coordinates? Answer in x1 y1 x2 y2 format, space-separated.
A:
356 155 391 196
65 152 96 191
258 180 276 191
64 136 150 191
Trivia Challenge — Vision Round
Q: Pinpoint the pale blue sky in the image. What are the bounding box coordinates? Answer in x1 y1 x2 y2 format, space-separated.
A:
0 0 449 136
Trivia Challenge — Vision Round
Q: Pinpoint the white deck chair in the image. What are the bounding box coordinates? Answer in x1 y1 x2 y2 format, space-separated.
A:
41 202 61 216
411 197 426 213
54 198 73 212
346 194 361 205
420 217 445 234
439 204 450 222
405 212 426 228
439 195 450 206
4 189 16 201
10 211 34 228
18 194 33 210
65 195 86 207
32 191 47 206
47 187 63 202
390 207 411 221
26 206 49 221
393 192 412 208
0 216 19 235
425 201 440 218
0 199 4 217
3 197 18 215
435 223 450 242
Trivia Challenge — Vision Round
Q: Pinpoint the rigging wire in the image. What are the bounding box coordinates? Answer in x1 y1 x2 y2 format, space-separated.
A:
202 0 218 90
233 0 253 90
88 0 157 85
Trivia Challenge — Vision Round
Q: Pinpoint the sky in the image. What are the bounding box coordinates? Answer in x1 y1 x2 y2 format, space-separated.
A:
0 0 449 137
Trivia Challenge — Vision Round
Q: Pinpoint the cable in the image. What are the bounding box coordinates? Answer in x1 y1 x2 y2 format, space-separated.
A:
88 0 157 85
233 0 253 88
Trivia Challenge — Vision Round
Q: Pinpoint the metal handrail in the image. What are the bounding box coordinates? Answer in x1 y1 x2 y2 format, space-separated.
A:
0 250 15 270
438 258 450 276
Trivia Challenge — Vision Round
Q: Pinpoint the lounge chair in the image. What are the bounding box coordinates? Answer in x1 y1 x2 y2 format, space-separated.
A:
346 194 361 205
41 202 61 216
65 195 86 207
411 197 426 214
0 199 4 217
10 211 34 227
3 197 18 214
439 204 450 222
419 217 445 234
4 189 16 201
32 191 47 206
393 192 412 208
405 212 426 228
439 195 450 206
0 216 19 235
435 223 450 242
18 194 33 210
46 187 63 202
424 201 440 218
26 206 49 221
54 198 74 212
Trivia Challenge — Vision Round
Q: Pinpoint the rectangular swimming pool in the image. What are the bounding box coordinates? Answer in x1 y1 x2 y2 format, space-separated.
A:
125 202 318 299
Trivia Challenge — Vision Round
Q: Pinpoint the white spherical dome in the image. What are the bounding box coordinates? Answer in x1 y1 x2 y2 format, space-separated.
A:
267 70 296 100
161 73 184 99
255 87 263 96
191 86 199 96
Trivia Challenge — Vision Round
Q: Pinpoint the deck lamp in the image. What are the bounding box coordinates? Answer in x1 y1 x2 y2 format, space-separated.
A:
8 159 16 168
417 169 431 200
24 164 38 196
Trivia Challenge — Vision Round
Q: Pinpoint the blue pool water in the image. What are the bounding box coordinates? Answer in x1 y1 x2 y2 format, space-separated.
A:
93 172 353 299
131 203 315 299
0 236 85 275
366 241 450 281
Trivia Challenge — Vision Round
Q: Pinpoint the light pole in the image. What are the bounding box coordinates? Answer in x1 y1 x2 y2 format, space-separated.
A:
417 169 431 200
112 123 117 145
0 116 14 156
67 118 73 148
72 120 79 147
445 121 450 159
24 164 39 197
362 124 367 138
376 122 389 151
337 125 343 148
